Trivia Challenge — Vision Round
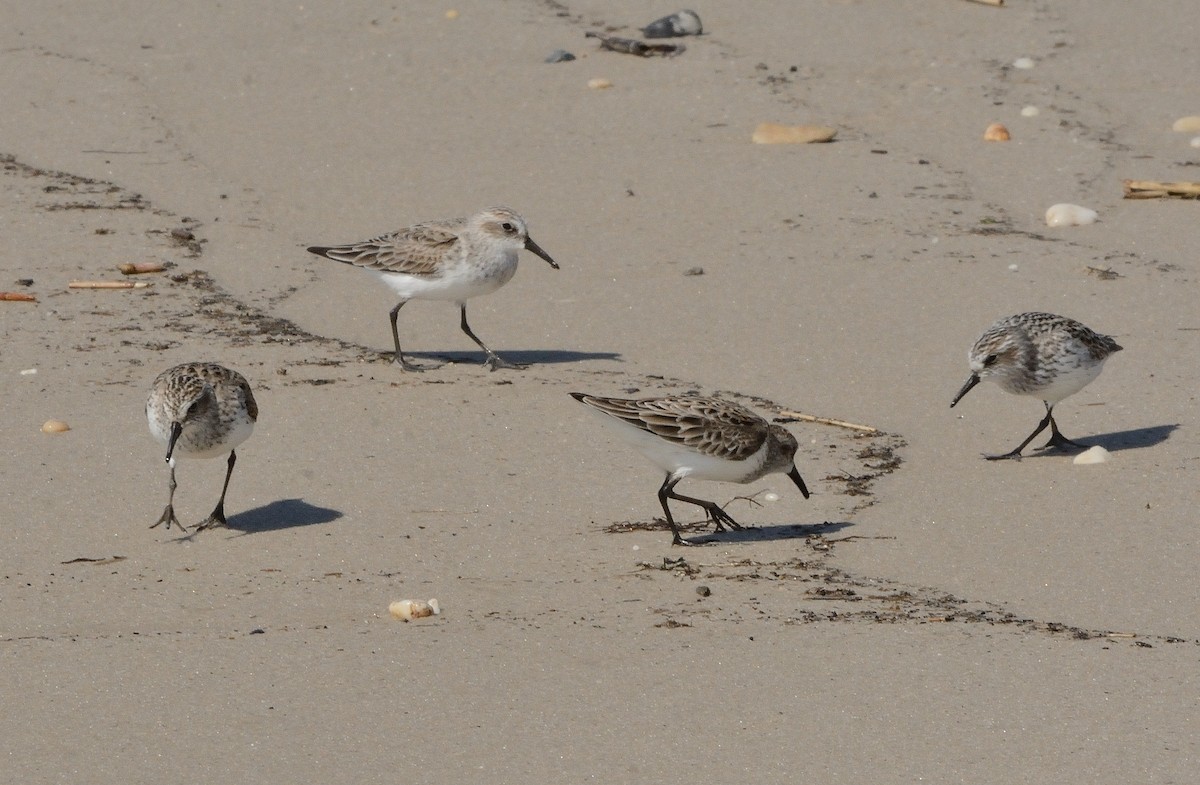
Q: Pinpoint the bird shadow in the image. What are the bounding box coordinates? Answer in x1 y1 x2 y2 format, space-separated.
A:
686 520 854 546
1084 423 1179 452
223 498 343 534
408 349 622 367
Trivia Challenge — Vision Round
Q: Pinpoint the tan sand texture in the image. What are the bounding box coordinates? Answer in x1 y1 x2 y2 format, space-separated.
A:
1 2 1197 782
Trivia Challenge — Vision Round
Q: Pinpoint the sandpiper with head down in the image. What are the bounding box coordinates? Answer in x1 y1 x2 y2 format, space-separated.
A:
307 207 559 371
147 362 258 532
571 393 810 545
950 312 1122 460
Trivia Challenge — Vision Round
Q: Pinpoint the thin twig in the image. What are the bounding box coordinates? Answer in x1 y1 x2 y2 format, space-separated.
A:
777 410 879 433
68 280 152 289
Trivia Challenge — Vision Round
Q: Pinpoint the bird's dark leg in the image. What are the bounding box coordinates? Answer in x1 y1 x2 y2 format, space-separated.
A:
657 476 690 546
658 476 744 544
984 405 1070 460
388 300 426 371
150 465 183 531
1040 404 1088 451
194 450 237 531
460 303 524 371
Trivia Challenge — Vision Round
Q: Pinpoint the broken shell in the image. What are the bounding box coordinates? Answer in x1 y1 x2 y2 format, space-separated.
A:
389 598 441 621
762 492 780 503
1072 445 1111 465
1012 57 1035 70
41 419 70 434
752 123 837 144
587 77 612 90
1191 137 1200 149
983 123 1011 141
641 9 702 38
544 49 575 64
1020 105 1040 117
444 9 459 20
1170 116 1200 133
1045 203 1098 227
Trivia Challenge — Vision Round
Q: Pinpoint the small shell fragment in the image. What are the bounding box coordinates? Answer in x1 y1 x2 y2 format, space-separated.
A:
1190 136 1200 149
544 49 575 64
1020 105 1040 117
1012 57 1035 70
641 9 702 38
762 492 780 503
983 123 1011 141
1170 116 1200 133
1072 446 1111 465
444 9 459 20
389 598 441 622
587 78 613 90
1045 203 1098 227
752 123 837 144
41 419 70 434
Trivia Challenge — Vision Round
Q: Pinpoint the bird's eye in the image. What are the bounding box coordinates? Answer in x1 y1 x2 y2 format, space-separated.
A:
501 222 516 233
982 354 998 367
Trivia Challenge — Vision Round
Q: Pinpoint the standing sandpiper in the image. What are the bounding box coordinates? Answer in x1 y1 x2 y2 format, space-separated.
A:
571 393 810 545
307 207 559 371
951 312 1122 460
147 362 258 531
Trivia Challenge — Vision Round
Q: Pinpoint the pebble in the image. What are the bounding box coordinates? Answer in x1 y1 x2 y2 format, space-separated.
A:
1072 445 1111 465
683 266 704 276
752 123 837 144
1044 203 1098 227
587 78 613 90
762 492 780 503
41 419 70 434
1012 57 1035 70
1170 116 1200 133
983 123 1011 142
1020 105 1040 117
642 10 702 38
1190 136 1200 149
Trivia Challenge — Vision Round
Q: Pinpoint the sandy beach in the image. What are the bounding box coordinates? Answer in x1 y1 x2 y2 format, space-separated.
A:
2 1 1197 782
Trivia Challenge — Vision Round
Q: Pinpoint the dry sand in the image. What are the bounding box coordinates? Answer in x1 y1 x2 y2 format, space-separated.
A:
2 1 1197 782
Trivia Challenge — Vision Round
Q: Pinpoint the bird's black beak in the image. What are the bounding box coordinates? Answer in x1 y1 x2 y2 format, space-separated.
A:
788 465 810 499
950 373 981 408
166 421 183 463
525 236 560 269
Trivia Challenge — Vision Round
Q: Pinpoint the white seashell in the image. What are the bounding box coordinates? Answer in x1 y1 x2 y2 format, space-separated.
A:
1072 446 1111 465
1008 264 1019 271
1190 136 1200 149
1045 203 1098 227
587 78 613 90
41 419 70 434
763 492 780 503
389 598 441 621
1171 116 1200 133
1012 57 1035 70
1020 105 1040 117
20 368 37 376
